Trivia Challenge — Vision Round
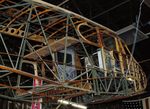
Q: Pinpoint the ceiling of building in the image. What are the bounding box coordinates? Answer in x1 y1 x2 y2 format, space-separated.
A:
45 0 150 32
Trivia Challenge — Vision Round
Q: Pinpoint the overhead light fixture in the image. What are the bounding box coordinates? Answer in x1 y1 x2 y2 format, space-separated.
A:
127 77 134 81
58 99 70 105
58 99 87 109
117 24 148 45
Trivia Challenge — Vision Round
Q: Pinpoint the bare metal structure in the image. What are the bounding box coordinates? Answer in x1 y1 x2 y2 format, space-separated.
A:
0 0 147 108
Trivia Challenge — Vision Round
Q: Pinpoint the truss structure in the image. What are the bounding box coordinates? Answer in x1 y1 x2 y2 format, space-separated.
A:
0 0 147 108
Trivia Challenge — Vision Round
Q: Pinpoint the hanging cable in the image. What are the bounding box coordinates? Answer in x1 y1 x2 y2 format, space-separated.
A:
71 0 83 15
131 0 144 56
139 58 150 63
58 0 70 6
126 0 144 75
90 0 130 20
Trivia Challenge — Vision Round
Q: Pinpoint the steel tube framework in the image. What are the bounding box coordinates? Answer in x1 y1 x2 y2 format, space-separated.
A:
0 0 147 108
